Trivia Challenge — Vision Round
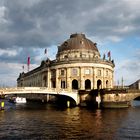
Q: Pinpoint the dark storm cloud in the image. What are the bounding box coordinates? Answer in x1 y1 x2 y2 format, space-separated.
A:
0 0 139 63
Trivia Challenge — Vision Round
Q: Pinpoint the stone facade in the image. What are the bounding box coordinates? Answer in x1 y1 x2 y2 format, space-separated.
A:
17 33 115 91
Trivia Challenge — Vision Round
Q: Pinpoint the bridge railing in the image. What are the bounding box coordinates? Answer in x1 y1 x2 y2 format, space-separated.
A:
0 87 78 95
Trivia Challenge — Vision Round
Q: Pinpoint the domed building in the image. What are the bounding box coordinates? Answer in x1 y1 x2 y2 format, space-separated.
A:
17 33 115 91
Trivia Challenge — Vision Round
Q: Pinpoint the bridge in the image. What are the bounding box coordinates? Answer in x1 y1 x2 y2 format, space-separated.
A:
99 89 140 108
0 87 80 106
101 89 140 101
1 87 140 108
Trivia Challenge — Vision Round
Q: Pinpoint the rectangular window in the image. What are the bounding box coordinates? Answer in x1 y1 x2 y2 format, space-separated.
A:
98 70 101 76
51 70 56 78
61 70 65 76
106 70 108 76
72 68 78 75
85 69 90 75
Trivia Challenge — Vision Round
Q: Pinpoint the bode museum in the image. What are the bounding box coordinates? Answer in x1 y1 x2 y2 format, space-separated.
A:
17 33 115 91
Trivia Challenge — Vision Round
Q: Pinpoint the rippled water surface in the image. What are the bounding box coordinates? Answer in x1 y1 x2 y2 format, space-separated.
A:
0 100 140 140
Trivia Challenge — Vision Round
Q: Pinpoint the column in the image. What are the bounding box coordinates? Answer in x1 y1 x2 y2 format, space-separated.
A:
93 67 97 89
65 68 67 89
111 70 113 88
67 68 71 92
102 68 105 89
47 68 51 89
56 68 60 90
90 67 94 89
80 67 85 90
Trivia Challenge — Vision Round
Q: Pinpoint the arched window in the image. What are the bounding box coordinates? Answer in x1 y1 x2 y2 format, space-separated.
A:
72 79 78 90
106 80 109 88
61 81 66 89
43 76 47 87
85 79 91 90
51 81 56 88
61 70 65 76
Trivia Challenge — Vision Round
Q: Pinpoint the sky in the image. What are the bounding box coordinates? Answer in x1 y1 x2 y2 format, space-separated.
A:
0 0 139 87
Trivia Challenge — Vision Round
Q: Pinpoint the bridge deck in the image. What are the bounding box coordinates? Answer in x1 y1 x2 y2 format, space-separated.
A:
0 87 80 105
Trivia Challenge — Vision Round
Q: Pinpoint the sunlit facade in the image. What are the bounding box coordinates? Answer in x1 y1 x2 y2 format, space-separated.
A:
17 33 115 91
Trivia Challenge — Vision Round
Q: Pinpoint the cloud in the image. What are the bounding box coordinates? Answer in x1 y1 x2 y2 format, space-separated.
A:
0 0 139 86
0 48 17 56
1 0 139 50
0 62 39 87
115 57 140 85
0 62 21 87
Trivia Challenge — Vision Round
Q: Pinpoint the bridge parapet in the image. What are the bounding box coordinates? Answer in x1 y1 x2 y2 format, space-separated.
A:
101 89 140 94
0 87 79 105
0 87 77 94
101 89 140 104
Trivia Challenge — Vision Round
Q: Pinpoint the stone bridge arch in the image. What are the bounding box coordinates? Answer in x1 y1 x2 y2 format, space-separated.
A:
54 94 77 107
0 87 80 106
130 93 140 101
59 91 80 105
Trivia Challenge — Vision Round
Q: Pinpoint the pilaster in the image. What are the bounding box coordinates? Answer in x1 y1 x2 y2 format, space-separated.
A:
56 68 60 90
80 67 85 90
47 68 51 88
93 67 97 89
67 68 71 91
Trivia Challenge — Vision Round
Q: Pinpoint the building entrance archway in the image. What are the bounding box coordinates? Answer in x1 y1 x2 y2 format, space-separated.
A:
97 79 102 89
72 79 78 90
85 79 91 90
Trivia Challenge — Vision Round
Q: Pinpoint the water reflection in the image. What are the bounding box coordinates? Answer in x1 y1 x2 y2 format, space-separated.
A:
131 100 140 107
0 100 140 139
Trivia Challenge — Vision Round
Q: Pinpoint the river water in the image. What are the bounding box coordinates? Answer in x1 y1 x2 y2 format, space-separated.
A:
0 100 140 140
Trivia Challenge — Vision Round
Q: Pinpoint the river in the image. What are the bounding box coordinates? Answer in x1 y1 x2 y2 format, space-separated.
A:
0 100 140 140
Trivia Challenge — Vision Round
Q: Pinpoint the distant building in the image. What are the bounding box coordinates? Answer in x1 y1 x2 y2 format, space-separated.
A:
17 33 115 91
129 79 140 90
